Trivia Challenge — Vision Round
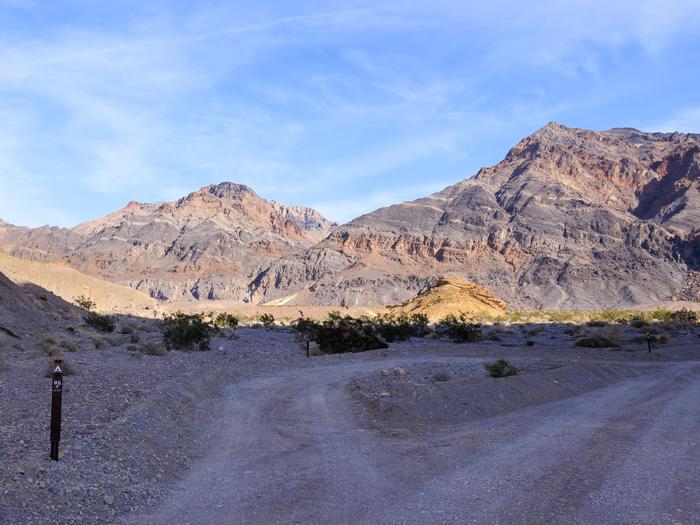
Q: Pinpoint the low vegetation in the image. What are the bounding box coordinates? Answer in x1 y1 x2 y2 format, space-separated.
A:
75 295 116 333
85 311 116 333
574 335 621 348
483 359 518 378
212 312 239 329
161 312 213 351
259 313 275 328
291 311 431 354
436 313 485 342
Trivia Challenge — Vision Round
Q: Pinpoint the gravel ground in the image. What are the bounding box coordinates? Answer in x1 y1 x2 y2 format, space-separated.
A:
0 327 304 525
1 322 699 524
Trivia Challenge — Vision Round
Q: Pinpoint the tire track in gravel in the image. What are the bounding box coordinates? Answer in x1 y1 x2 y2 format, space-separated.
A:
122 358 700 525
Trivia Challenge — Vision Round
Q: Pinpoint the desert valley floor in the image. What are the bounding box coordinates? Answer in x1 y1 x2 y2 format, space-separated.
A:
2 320 699 525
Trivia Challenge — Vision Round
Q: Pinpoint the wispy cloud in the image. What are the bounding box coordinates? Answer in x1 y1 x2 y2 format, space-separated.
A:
0 1 698 227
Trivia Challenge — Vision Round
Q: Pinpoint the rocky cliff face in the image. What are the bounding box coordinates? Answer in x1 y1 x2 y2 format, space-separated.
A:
251 124 700 309
0 183 336 301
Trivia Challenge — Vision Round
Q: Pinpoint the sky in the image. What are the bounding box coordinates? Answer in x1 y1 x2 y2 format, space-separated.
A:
1 0 700 228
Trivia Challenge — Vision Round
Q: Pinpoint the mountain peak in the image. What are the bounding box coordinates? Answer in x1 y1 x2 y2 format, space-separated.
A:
202 182 258 199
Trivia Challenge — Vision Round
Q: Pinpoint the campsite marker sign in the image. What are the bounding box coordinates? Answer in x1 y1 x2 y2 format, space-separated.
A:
50 359 63 461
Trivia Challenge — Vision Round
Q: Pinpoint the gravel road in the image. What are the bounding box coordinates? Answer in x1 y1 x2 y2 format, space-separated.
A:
123 357 700 525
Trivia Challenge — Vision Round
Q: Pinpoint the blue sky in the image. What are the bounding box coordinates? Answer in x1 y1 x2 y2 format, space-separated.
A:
1 0 700 227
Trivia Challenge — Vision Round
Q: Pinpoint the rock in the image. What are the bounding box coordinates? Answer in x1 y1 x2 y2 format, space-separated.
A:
379 369 389 377
103 494 114 506
393 367 406 376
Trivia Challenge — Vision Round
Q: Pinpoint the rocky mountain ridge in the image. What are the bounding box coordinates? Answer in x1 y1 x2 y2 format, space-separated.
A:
1 124 699 309
0 183 336 301
251 123 700 308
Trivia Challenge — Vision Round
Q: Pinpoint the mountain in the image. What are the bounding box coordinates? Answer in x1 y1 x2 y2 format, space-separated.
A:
251 123 700 309
0 183 336 302
2 124 699 309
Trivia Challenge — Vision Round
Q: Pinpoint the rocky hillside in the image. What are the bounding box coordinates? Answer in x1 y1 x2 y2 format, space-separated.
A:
252 123 700 309
386 276 507 321
0 253 158 314
0 183 336 301
0 269 81 345
2 125 699 309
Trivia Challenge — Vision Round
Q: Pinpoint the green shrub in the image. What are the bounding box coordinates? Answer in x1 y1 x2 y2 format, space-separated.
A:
437 313 484 342
292 312 387 354
74 295 96 311
161 312 213 351
85 311 116 333
213 313 239 329
259 313 275 328
574 335 620 348
665 308 697 324
363 312 428 342
483 359 518 378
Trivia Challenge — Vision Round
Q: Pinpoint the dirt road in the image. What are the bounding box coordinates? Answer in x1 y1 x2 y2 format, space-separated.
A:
124 357 700 525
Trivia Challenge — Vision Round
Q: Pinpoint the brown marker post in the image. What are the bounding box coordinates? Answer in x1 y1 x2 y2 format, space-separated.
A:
50 359 64 461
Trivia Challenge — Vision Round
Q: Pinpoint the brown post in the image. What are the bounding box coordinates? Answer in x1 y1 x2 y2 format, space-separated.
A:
50 359 63 461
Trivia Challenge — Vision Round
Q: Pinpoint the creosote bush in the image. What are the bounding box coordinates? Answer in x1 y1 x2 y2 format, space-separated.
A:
74 295 96 311
161 312 213 351
483 359 518 378
85 311 116 333
213 312 239 329
259 313 275 328
574 335 620 348
437 313 484 342
292 311 431 354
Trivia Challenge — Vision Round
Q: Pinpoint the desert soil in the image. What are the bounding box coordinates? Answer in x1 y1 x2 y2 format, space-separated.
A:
1 324 699 525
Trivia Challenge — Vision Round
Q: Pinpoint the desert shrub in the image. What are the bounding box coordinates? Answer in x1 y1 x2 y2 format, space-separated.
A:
161 312 212 351
138 341 168 356
366 312 429 342
85 311 116 333
632 333 669 345
213 313 239 329
74 295 96 311
437 313 484 342
119 324 135 335
432 372 450 382
91 337 105 350
483 359 518 378
630 319 650 329
259 313 275 328
292 312 387 354
526 339 535 346
59 339 78 352
574 335 621 348
665 308 697 324
587 320 609 328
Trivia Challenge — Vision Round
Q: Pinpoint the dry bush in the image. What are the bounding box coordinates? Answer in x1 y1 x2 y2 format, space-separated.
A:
484 359 518 378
